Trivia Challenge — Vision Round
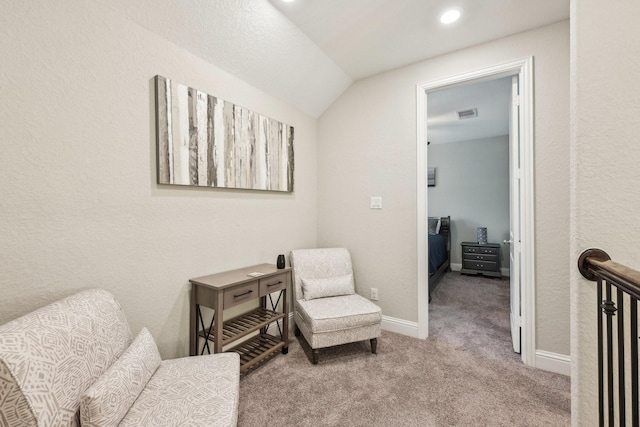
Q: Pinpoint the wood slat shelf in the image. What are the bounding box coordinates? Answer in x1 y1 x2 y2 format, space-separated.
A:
229 334 285 372
198 307 286 347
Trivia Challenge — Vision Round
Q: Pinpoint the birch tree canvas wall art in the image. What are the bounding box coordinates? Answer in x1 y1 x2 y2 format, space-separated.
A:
155 75 294 192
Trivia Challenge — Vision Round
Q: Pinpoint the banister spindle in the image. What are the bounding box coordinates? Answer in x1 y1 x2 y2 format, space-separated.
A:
580 248 640 426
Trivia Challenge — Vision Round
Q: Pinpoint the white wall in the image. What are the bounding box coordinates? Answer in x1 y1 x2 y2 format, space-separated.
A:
318 21 570 356
570 0 640 423
428 136 510 270
0 1 317 359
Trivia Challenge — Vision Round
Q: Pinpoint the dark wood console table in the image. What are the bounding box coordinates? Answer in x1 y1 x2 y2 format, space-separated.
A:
189 264 290 372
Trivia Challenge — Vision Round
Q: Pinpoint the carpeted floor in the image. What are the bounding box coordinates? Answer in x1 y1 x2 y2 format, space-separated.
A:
429 271 521 364
237 272 571 426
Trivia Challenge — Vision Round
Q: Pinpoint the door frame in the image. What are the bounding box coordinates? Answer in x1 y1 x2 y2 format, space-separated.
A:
416 57 536 366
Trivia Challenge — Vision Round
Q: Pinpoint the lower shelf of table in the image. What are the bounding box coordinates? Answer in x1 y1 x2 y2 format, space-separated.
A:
198 307 285 348
228 334 286 372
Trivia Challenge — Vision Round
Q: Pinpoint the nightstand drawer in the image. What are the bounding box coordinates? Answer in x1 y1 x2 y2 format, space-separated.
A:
463 245 481 254
464 245 498 255
223 281 259 309
478 246 498 255
463 260 498 272
464 253 497 262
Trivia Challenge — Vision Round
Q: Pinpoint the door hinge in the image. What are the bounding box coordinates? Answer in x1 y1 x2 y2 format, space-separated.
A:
514 168 521 180
513 95 520 107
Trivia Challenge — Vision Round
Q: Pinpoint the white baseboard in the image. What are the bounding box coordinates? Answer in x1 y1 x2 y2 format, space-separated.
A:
451 263 462 272
381 315 419 338
535 350 571 376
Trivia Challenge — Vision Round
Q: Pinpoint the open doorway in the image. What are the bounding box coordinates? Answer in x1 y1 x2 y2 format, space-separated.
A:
416 58 535 366
426 76 514 357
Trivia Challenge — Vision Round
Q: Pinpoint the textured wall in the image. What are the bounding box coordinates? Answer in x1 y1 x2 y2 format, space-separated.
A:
0 1 317 359
317 21 570 356
570 0 640 423
428 136 510 270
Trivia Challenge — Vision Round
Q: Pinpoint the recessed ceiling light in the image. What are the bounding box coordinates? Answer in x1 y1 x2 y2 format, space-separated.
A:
440 9 461 24
281 0 295 2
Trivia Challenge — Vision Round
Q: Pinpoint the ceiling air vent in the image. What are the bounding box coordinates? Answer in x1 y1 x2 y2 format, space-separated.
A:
457 108 478 120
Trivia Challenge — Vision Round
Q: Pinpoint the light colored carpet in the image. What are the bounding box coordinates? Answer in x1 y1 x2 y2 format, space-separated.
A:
238 272 570 426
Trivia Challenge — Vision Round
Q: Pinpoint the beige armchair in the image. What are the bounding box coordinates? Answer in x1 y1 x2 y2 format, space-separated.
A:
289 248 382 364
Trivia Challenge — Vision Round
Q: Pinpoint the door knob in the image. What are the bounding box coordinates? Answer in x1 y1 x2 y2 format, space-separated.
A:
503 239 513 245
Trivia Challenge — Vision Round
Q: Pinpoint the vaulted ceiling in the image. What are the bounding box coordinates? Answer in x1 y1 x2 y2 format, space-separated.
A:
100 0 569 118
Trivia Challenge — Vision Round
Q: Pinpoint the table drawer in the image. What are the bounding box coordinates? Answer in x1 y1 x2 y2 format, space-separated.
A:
464 253 497 262
223 281 259 309
259 273 288 296
463 260 498 272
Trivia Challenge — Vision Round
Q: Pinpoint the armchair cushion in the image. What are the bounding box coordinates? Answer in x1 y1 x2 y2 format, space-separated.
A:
301 274 354 300
80 328 161 427
119 353 240 427
296 294 382 334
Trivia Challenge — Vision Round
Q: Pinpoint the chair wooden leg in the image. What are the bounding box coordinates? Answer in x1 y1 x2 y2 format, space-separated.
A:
370 338 378 354
312 349 319 364
294 324 301 337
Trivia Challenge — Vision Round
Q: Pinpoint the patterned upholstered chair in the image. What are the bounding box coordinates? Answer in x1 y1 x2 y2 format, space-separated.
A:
289 248 382 364
0 289 239 427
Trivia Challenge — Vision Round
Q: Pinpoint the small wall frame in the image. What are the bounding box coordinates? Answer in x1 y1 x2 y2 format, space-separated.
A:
155 75 294 192
428 167 436 187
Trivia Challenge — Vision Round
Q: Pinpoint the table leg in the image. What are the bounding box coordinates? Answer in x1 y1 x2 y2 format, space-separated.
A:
190 286 197 356
282 287 289 354
214 293 224 353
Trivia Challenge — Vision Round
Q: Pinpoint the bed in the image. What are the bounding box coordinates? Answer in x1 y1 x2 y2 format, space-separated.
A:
428 216 451 302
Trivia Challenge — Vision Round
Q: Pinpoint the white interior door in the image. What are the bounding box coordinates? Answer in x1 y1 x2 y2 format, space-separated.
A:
508 75 522 354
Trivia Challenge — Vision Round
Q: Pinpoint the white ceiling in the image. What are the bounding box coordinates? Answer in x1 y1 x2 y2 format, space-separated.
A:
269 0 569 80
427 77 512 145
101 0 569 117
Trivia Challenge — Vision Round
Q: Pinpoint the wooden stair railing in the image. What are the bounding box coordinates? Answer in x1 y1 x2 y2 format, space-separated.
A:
579 249 640 426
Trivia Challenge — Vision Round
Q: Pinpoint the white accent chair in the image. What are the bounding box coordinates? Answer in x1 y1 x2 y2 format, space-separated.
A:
289 248 382 364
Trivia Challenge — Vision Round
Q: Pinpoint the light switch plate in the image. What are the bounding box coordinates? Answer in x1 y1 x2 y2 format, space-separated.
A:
370 196 383 209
